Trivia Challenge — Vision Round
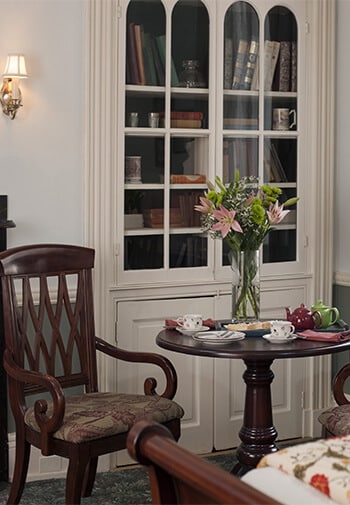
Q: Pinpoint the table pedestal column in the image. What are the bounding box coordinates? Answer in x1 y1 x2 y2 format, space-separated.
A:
233 358 278 476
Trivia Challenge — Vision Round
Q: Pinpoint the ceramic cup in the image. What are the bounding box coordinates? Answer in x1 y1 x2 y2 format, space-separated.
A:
270 320 295 339
177 314 203 330
272 108 297 130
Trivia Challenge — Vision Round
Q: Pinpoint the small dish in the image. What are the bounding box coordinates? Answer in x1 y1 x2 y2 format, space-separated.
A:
192 331 245 344
262 334 297 344
176 325 210 336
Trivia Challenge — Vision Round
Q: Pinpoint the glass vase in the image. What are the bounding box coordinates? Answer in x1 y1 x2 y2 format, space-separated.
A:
231 249 260 321
179 59 206 88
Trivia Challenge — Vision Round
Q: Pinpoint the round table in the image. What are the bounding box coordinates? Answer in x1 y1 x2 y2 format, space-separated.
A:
156 329 350 475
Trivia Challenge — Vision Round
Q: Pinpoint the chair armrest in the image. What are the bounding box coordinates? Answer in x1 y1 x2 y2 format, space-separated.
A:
4 349 65 454
95 336 178 399
333 363 350 405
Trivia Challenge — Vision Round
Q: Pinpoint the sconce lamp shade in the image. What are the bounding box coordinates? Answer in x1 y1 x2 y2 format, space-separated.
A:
3 54 28 79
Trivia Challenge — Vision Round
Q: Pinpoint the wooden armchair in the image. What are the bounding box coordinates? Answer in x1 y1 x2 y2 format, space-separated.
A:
0 244 184 505
318 362 350 436
127 419 281 505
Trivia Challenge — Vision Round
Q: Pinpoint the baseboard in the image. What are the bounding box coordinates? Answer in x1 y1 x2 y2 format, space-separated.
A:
8 433 110 482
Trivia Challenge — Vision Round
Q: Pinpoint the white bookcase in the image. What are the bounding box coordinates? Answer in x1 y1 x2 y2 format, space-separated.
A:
84 0 335 463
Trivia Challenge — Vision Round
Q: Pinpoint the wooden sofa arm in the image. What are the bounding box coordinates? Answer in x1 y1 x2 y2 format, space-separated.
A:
127 419 281 505
95 336 178 399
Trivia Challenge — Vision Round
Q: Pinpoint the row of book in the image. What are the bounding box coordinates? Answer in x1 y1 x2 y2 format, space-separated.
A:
143 192 202 229
224 38 297 92
223 138 289 182
126 23 179 86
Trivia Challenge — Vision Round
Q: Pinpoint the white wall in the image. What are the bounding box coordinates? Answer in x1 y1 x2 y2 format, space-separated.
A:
0 0 84 249
334 0 350 276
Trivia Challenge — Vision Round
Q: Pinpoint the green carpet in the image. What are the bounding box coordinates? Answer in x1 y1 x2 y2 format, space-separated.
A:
0 439 308 505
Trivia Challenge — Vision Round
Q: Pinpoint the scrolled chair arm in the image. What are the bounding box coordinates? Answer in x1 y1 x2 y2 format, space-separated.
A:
4 348 65 454
333 362 350 405
95 336 178 399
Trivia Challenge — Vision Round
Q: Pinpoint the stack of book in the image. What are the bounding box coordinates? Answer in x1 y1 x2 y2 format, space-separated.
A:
160 111 204 128
143 208 184 228
169 174 206 184
126 24 179 86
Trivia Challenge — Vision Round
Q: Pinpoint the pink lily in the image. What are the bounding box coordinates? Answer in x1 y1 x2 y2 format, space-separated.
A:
267 201 290 224
211 204 243 238
194 196 213 214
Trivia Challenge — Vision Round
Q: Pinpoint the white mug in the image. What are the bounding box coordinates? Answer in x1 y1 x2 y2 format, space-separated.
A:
273 108 297 131
270 320 295 339
177 314 203 330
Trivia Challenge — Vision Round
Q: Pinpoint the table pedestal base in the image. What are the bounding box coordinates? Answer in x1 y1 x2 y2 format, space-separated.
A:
232 358 278 476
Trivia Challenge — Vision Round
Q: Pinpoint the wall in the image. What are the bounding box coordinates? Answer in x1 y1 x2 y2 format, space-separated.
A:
0 0 84 249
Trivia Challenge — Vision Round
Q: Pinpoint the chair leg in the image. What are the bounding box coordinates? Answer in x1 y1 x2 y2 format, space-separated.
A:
7 436 31 505
81 457 98 497
65 450 90 505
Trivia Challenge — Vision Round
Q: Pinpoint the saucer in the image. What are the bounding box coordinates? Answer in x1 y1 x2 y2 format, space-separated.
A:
192 331 245 344
263 334 297 344
176 325 210 336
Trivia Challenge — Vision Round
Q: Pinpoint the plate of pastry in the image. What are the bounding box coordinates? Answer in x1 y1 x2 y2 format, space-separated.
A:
223 320 271 336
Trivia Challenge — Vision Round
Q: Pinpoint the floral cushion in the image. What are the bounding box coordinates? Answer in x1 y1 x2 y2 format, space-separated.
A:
258 436 350 505
24 392 184 443
318 405 350 436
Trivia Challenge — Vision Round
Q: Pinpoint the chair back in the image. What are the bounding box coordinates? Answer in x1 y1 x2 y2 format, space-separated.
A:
0 244 98 406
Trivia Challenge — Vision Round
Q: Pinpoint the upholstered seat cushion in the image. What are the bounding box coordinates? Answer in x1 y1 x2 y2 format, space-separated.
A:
24 392 184 443
258 436 350 505
318 404 350 436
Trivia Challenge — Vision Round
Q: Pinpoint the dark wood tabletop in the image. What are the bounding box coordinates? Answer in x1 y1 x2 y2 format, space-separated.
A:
156 328 350 475
156 328 350 360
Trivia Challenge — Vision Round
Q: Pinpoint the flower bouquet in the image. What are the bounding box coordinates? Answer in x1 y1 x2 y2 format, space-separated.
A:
195 171 298 320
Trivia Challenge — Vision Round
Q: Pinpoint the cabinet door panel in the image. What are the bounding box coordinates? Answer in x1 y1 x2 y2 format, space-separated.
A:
116 296 215 464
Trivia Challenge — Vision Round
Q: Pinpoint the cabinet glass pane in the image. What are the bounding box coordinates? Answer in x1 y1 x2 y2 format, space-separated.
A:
126 0 166 86
124 235 163 270
170 234 207 268
171 0 209 90
263 6 298 265
222 136 258 182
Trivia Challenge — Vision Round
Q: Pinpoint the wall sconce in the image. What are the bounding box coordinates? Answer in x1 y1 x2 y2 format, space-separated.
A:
0 54 28 120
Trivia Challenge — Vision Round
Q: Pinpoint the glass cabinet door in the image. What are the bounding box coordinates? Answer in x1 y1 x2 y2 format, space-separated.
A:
221 2 298 267
263 6 298 264
122 0 211 278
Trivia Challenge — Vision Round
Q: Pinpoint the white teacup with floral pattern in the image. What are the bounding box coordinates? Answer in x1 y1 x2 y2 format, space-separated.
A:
177 314 203 330
270 320 295 339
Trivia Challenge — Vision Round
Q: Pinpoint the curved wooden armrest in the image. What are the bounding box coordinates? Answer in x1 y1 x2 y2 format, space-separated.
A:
333 363 350 405
95 336 178 399
4 349 65 453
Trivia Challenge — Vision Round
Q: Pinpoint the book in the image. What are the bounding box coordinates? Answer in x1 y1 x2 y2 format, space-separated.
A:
127 22 140 84
142 32 157 85
170 119 202 128
251 54 259 90
161 111 204 120
223 37 233 89
273 41 291 91
156 35 179 86
232 39 249 89
291 41 297 92
242 39 259 90
264 40 280 91
170 174 206 184
223 117 258 129
134 24 146 85
150 35 165 85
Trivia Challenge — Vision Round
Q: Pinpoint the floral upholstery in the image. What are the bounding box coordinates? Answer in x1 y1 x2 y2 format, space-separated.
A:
258 436 350 505
24 392 184 444
318 405 350 436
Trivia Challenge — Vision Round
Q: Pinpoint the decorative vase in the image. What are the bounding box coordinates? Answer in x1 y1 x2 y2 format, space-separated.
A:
179 59 206 88
231 249 260 321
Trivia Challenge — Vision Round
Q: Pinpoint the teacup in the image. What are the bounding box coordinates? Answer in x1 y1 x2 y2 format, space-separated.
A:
177 314 203 330
270 320 295 339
